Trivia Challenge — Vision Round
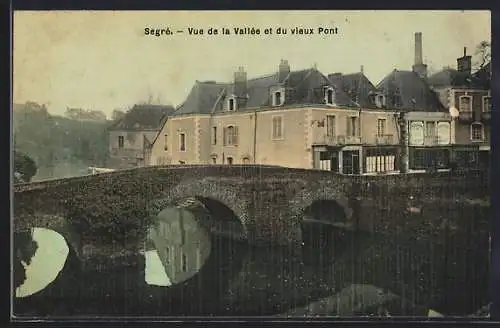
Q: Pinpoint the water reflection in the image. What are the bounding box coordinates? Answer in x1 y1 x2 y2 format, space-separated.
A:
15 228 69 298
13 202 490 317
144 250 171 287
147 205 212 286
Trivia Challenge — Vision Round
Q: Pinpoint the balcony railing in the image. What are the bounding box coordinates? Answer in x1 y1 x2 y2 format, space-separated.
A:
375 134 395 145
315 135 362 146
423 135 439 146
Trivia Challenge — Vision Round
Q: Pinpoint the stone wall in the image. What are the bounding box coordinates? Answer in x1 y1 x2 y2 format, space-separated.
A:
13 165 489 260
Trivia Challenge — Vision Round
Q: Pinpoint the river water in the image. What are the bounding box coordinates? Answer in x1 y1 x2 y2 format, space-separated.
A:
13 208 490 317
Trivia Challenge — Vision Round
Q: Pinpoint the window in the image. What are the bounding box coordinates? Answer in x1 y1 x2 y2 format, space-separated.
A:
273 91 284 106
375 94 386 108
226 157 233 165
228 98 235 111
459 95 472 112
425 122 435 137
483 96 492 112
211 127 217 145
211 157 217 164
393 94 403 108
346 116 359 137
118 136 124 149
325 87 335 105
223 126 238 146
165 247 170 263
272 116 284 139
179 160 186 164
164 134 168 151
179 133 186 151
470 123 484 141
242 157 250 164
326 115 336 137
377 119 386 136
181 252 187 272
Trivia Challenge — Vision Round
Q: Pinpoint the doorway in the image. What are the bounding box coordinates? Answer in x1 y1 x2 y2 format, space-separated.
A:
342 150 360 174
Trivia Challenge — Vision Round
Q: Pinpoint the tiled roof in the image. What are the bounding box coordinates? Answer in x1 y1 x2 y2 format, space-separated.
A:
172 81 228 116
376 70 445 112
109 104 175 130
427 68 471 88
328 72 377 108
172 67 359 117
428 63 491 90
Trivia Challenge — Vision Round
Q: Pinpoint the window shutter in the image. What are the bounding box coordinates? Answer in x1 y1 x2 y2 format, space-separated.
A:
223 127 227 146
357 117 361 136
234 126 239 145
346 117 351 136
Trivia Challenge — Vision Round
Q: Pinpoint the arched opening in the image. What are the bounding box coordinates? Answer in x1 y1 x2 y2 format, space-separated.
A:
145 197 246 285
143 196 248 314
300 199 355 266
14 227 80 316
14 228 69 298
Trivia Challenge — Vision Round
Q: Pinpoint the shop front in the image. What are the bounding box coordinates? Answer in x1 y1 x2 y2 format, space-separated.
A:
362 146 399 174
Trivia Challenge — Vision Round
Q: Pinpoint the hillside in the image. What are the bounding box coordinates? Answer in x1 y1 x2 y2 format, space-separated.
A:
13 102 110 181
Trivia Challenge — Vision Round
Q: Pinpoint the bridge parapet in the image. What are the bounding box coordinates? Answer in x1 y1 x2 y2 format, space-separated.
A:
13 165 489 254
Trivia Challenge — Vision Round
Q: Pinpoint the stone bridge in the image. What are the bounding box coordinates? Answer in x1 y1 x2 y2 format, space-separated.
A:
13 165 490 317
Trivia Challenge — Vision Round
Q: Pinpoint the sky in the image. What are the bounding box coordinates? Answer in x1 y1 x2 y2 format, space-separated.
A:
13 10 491 117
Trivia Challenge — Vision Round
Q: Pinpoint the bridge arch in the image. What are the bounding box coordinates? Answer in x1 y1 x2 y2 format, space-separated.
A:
145 179 249 288
13 225 81 315
288 186 355 266
288 187 353 227
148 178 249 240
14 213 83 260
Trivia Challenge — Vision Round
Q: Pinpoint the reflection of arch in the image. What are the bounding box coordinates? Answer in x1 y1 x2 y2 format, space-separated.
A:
14 226 81 316
15 228 69 298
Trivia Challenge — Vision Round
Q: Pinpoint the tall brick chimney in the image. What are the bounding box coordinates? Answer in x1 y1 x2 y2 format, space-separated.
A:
278 59 290 83
412 32 428 79
233 66 248 98
457 47 472 76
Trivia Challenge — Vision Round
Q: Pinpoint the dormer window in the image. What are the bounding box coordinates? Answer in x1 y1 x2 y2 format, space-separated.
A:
375 94 386 108
228 97 236 111
325 87 335 105
271 87 285 106
275 92 282 106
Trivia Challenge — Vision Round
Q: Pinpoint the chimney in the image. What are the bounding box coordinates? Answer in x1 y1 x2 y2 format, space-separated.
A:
457 47 472 76
360 65 364 74
412 32 428 79
233 66 248 98
414 32 423 65
278 59 290 82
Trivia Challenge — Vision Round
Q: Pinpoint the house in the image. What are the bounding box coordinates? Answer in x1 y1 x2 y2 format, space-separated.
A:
428 48 491 169
149 32 488 174
374 67 450 172
149 58 406 174
108 104 175 168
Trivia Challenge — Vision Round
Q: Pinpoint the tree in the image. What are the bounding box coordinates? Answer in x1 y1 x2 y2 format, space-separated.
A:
14 151 37 183
473 41 491 71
